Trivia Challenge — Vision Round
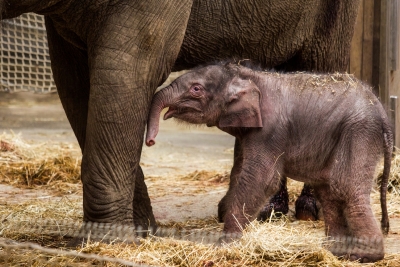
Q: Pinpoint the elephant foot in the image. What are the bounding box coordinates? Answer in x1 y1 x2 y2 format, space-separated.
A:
218 196 228 223
216 232 243 246
258 178 289 222
132 219 158 238
295 184 318 221
327 236 384 263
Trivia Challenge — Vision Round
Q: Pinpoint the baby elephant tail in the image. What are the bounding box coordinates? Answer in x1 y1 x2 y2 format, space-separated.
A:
380 121 393 235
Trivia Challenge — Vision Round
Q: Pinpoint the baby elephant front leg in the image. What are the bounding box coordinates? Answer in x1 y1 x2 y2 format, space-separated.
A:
221 146 282 240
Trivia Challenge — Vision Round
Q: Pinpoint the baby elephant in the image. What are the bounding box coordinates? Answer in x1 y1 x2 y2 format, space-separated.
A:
146 63 392 263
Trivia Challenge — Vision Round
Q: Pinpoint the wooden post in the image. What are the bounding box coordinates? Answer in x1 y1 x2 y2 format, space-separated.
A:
379 0 390 108
389 0 398 71
362 0 375 85
372 0 381 96
350 1 364 78
389 0 400 147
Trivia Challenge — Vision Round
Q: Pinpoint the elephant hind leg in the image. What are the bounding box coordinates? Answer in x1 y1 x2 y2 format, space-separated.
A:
341 196 385 263
317 142 384 262
313 184 348 238
321 191 384 263
313 183 382 262
341 137 384 262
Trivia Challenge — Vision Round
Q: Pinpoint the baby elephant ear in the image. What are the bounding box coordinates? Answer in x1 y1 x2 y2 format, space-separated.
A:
219 77 263 128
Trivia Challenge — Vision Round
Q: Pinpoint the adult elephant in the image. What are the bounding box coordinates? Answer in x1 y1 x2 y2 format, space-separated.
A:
1 0 361 237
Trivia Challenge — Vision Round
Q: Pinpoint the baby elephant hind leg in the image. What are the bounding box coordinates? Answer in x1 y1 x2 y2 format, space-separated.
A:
342 198 384 263
321 145 384 262
313 184 349 242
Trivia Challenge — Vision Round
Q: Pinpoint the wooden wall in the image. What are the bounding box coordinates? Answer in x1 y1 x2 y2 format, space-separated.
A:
349 0 400 147
349 0 378 89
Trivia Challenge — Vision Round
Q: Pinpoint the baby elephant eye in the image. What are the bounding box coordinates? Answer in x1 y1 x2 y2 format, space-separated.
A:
190 84 204 97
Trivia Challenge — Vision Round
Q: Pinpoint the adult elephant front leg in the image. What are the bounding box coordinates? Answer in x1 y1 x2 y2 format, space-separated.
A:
80 2 193 229
45 18 90 151
132 166 157 234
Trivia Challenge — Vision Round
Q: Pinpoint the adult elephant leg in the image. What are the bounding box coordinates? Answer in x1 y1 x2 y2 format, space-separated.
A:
258 176 289 221
81 1 193 227
265 178 318 221
294 183 319 221
45 18 110 246
45 17 89 150
132 166 156 234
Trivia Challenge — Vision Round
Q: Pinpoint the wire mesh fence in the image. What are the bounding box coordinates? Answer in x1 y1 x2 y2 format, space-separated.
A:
1 13 56 93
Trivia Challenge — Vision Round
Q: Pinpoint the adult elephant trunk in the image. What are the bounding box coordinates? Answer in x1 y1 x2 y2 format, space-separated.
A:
146 84 179 147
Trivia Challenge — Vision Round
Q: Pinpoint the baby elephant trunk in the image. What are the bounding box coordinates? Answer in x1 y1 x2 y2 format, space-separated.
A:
145 85 177 146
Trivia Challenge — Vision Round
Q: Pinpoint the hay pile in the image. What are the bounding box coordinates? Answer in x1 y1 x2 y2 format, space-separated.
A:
0 132 400 266
0 132 82 195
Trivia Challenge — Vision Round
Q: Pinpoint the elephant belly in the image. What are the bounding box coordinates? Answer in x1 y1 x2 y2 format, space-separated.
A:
282 148 333 184
173 0 315 71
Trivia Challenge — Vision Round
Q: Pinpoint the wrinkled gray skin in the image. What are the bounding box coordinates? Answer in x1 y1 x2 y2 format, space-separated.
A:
1 0 360 244
146 63 393 263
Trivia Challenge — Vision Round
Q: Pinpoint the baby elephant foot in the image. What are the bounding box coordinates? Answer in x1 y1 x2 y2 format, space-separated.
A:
328 236 384 263
219 213 246 245
258 179 289 221
216 232 243 246
295 184 318 221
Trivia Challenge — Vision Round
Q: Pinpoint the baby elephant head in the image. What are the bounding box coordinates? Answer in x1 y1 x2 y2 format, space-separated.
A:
146 64 263 146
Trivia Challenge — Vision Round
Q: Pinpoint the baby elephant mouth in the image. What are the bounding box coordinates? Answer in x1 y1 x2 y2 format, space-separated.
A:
163 106 202 120
163 107 178 120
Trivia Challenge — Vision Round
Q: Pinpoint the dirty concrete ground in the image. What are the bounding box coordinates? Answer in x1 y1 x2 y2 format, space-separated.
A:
1 91 400 255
